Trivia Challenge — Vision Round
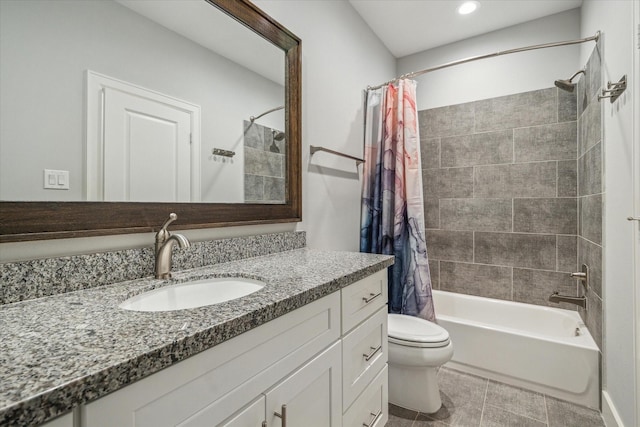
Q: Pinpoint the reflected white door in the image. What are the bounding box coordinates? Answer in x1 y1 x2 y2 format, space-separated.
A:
103 87 192 202
86 71 201 202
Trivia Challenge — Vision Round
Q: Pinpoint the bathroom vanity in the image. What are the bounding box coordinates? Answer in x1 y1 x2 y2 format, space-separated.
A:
0 249 393 426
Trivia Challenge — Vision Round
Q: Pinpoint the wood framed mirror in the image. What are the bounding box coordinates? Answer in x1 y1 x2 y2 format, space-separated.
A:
0 0 301 242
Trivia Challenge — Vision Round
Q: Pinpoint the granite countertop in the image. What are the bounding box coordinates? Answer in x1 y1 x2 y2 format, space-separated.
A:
0 248 393 426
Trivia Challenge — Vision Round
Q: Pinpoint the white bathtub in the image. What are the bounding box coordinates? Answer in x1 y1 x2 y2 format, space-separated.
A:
433 290 600 409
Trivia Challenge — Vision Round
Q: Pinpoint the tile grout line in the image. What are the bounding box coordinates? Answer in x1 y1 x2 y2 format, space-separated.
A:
512 128 516 164
410 405 420 427
543 394 550 426
511 266 514 301
556 234 560 271
556 160 560 198
556 87 560 124
478 378 489 426
432 259 578 275
434 158 573 170
511 198 514 233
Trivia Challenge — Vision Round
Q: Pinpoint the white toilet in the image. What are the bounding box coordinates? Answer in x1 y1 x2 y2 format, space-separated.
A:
387 313 454 413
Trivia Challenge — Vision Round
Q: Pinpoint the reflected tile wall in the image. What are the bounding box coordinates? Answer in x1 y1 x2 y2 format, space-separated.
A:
419 86 580 310
243 120 286 203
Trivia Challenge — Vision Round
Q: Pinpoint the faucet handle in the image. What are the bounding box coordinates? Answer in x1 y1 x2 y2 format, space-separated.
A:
156 213 178 249
159 213 178 232
570 264 589 291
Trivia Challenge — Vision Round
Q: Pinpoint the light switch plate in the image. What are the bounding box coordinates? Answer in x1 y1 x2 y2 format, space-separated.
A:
44 169 70 190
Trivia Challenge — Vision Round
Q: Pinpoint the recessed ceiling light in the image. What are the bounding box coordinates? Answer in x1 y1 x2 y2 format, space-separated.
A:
458 1 480 15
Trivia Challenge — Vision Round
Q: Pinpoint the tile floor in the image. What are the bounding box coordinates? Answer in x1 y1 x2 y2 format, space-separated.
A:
385 367 605 427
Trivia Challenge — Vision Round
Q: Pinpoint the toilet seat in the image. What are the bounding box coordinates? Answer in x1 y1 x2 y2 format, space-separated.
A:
388 313 450 348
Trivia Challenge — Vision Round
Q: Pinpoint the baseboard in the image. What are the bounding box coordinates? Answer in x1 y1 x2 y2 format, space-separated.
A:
602 391 625 427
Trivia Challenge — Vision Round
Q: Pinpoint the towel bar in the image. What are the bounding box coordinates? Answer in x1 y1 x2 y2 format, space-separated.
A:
310 145 364 165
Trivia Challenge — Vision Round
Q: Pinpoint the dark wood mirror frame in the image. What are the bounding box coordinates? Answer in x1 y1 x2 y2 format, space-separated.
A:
0 0 301 243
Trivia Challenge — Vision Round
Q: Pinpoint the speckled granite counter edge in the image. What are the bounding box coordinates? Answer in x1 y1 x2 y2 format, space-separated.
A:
0 251 393 426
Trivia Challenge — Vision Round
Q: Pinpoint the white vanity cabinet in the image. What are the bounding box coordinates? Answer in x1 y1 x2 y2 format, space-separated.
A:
79 269 388 427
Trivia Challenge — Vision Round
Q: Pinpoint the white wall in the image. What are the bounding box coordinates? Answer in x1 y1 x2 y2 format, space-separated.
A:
581 1 638 426
0 0 284 203
397 9 581 110
0 0 395 261
253 0 396 252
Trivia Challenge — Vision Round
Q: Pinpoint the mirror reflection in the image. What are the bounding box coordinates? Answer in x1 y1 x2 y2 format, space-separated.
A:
0 0 286 204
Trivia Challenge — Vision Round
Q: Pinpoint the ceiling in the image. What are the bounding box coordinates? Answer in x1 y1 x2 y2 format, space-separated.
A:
349 0 583 58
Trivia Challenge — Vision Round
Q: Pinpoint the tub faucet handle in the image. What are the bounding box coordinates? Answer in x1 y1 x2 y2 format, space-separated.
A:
570 264 589 290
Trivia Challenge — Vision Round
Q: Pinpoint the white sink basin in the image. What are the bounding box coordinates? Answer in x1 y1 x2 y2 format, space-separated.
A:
119 277 265 312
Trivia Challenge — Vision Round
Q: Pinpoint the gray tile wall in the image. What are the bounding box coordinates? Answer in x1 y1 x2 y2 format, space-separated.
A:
420 44 604 354
419 87 581 312
243 120 286 203
577 42 604 352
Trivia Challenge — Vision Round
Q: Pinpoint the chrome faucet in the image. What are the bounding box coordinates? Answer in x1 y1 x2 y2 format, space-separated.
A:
548 292 587 309
548 264 589 309
155 213 191 279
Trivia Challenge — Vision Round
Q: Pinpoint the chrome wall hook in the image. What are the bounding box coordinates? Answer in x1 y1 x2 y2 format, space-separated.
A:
598 75 627 103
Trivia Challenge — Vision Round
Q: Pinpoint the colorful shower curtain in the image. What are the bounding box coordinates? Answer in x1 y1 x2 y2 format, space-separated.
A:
360 79 435 322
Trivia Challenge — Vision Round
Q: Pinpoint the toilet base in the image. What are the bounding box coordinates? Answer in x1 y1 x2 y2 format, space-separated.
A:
388 364 442 414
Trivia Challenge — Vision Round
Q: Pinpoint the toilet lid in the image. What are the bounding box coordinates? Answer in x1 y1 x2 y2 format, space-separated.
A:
388 313 450 348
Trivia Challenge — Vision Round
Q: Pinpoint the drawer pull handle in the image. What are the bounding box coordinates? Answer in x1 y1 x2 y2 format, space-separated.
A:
274 404 287 427
363 345 382 361
363 409 382 427
362 292 382 304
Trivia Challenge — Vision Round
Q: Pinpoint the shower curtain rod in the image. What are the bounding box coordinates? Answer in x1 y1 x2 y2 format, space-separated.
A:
250 105 284 122
366 31 600 91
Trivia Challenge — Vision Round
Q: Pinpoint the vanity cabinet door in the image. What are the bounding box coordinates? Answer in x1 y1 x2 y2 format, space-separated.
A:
265 342 342 427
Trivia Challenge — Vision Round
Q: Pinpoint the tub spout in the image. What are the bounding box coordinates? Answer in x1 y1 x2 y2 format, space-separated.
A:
548 291 586 309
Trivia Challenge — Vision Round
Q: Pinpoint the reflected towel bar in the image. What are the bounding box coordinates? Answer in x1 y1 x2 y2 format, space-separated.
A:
310 145 364 165
212 148 235 158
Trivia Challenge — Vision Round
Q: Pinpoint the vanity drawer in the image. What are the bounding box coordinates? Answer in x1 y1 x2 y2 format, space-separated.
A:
343 364 388 427
342 306 388 410
341 269 387 334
